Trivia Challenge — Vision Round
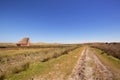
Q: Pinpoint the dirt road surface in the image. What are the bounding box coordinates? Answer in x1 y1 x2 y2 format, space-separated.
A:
68 48 113 80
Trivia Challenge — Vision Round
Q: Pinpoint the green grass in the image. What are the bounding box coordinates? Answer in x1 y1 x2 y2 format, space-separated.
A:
6 47 84 80
92 48 120 80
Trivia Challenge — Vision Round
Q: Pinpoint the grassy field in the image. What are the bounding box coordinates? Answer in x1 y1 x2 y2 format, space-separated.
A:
92 48 120 80
1 43 120 80
7 47 84 80
0 44 81 80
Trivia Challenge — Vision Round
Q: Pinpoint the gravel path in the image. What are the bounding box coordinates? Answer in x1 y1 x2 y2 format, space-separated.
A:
68 48 113 80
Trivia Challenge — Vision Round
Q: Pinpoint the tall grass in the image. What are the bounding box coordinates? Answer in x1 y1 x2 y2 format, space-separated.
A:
7 47 83 80
0 45 78 79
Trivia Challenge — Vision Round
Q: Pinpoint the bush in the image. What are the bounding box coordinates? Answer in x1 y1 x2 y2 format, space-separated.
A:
52 52 59 58
12 62 30 74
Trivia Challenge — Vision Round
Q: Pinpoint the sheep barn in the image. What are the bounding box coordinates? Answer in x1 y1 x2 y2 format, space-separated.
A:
16 38 30 46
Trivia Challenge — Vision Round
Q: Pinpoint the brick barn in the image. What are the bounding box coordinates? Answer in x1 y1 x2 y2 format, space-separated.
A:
16 38 30 46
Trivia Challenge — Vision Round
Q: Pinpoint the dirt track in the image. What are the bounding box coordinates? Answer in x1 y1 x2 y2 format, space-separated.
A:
68 48 113 80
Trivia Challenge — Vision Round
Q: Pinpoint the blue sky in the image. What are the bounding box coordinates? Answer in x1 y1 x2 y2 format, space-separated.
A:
0 0 120 43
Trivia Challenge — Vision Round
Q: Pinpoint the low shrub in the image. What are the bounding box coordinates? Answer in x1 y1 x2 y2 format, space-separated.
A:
12 62 30 74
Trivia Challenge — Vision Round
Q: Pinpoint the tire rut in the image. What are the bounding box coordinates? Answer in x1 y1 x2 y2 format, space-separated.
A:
68 48 113 80
68 48 87 80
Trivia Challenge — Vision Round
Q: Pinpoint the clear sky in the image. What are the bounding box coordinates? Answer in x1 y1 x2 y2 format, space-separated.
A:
0 0 120 43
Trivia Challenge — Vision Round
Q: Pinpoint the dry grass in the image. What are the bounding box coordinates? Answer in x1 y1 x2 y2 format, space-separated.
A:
0 44 78 80
90 43 120 59
92 48 120 80
7 47 84 80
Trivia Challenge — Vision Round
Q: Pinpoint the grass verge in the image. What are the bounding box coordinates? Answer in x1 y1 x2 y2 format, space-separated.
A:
92 48 120 80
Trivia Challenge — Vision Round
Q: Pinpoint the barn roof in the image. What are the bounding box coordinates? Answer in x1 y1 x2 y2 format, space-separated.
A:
17 38 29 44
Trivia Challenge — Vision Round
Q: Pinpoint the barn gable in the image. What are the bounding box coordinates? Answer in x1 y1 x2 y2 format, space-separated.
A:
16 38 30 46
